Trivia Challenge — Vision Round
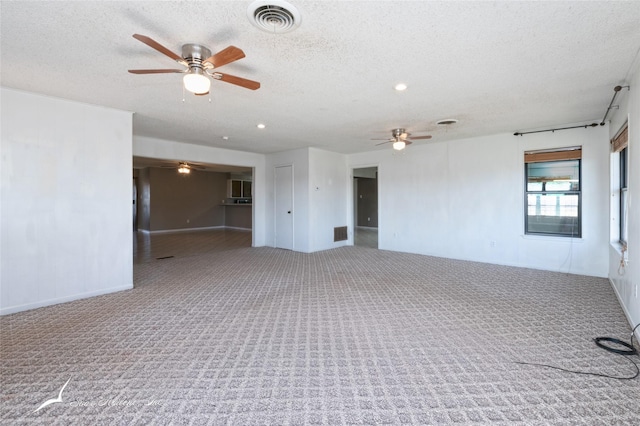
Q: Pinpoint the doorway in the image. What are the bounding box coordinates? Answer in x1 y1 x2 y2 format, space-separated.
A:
353 167 378 248
132 156 254 261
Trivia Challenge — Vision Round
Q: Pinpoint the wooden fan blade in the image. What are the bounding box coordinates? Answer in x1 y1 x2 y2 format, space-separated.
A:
375 141 392 146
128 69 185 74
212 72 260 90
132 34 183 63
371 138 392 141
409 135 432 140
204 46 246 68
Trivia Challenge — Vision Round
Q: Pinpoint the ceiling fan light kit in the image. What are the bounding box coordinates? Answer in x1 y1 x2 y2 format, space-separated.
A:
393 140 406 150
177 163 191 174
181 44 212 94
183 69 211 94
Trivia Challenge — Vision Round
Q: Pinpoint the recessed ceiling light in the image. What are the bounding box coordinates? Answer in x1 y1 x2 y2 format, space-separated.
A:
436 118 459 125
222 136 229 140
394 83 408 91
257 123 266 129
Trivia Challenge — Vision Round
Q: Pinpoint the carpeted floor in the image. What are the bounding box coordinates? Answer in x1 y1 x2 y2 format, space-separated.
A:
1 230 639 425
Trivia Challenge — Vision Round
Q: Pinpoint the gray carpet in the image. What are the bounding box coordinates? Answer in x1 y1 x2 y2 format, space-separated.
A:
1 237 639 425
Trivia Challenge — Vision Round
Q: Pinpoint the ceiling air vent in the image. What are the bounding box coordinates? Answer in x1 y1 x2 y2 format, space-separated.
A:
247 0 301 34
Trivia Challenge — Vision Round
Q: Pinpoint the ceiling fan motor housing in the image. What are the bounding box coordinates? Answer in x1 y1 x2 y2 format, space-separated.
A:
392 128 408 139
182 44 212 70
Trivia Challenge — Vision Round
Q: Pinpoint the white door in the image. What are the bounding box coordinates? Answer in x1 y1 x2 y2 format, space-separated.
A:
275 165 294 250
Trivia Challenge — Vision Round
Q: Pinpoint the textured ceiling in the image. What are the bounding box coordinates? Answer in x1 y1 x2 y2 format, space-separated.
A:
2 1 640 154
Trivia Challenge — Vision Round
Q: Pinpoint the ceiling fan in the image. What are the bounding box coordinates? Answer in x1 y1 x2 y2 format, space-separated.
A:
128 34 260 95
159 161 204 174
373 128 432 150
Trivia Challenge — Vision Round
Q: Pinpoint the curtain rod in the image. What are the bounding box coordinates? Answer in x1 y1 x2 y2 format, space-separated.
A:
513 123 599 136
514 85 630 136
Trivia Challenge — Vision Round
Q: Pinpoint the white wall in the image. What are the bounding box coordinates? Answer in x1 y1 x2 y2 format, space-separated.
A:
264 147 349 253
349 124 610 277
133 136 266 247
308 148 349 251
1 88 133 315
608 63 640 328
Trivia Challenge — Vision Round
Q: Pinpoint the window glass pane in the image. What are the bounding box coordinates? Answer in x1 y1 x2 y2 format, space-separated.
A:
621 188 628 243
620 148 627 187
527 193 579 235
527 160 579 188
527 182 543 191
545 181 572 191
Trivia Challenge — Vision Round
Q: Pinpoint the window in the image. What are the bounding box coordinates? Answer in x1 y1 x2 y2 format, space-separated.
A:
524 147 581 237
613 124 629 246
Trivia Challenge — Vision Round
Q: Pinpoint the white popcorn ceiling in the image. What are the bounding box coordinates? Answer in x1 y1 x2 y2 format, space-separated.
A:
2 1 639 154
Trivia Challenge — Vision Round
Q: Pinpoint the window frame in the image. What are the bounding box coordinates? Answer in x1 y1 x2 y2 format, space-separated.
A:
524 155 582 238
619 146 628 246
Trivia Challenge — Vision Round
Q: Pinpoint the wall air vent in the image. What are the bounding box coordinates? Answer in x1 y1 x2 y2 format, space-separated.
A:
334 226 348 242
247 0 301 34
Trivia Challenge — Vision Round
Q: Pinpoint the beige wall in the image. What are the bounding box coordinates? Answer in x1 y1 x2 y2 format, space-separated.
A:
224 206 252 229
142 167 228 232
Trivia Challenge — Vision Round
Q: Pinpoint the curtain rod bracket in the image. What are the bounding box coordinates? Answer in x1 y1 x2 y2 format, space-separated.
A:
600 85 630 125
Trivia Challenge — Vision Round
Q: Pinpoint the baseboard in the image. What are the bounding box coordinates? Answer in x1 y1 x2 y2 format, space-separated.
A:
147 226 225 234
0 284 133 316
608 277 640 342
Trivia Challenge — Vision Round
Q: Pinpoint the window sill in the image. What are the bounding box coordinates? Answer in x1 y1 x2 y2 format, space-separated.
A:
521 234 583 242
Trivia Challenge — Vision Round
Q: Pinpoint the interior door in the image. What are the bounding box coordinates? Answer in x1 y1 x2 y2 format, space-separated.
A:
275 165 294 250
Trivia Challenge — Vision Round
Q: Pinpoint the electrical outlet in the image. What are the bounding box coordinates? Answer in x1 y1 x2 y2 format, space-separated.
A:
368 217 370 221
490 241 496 248
186 219 190 224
